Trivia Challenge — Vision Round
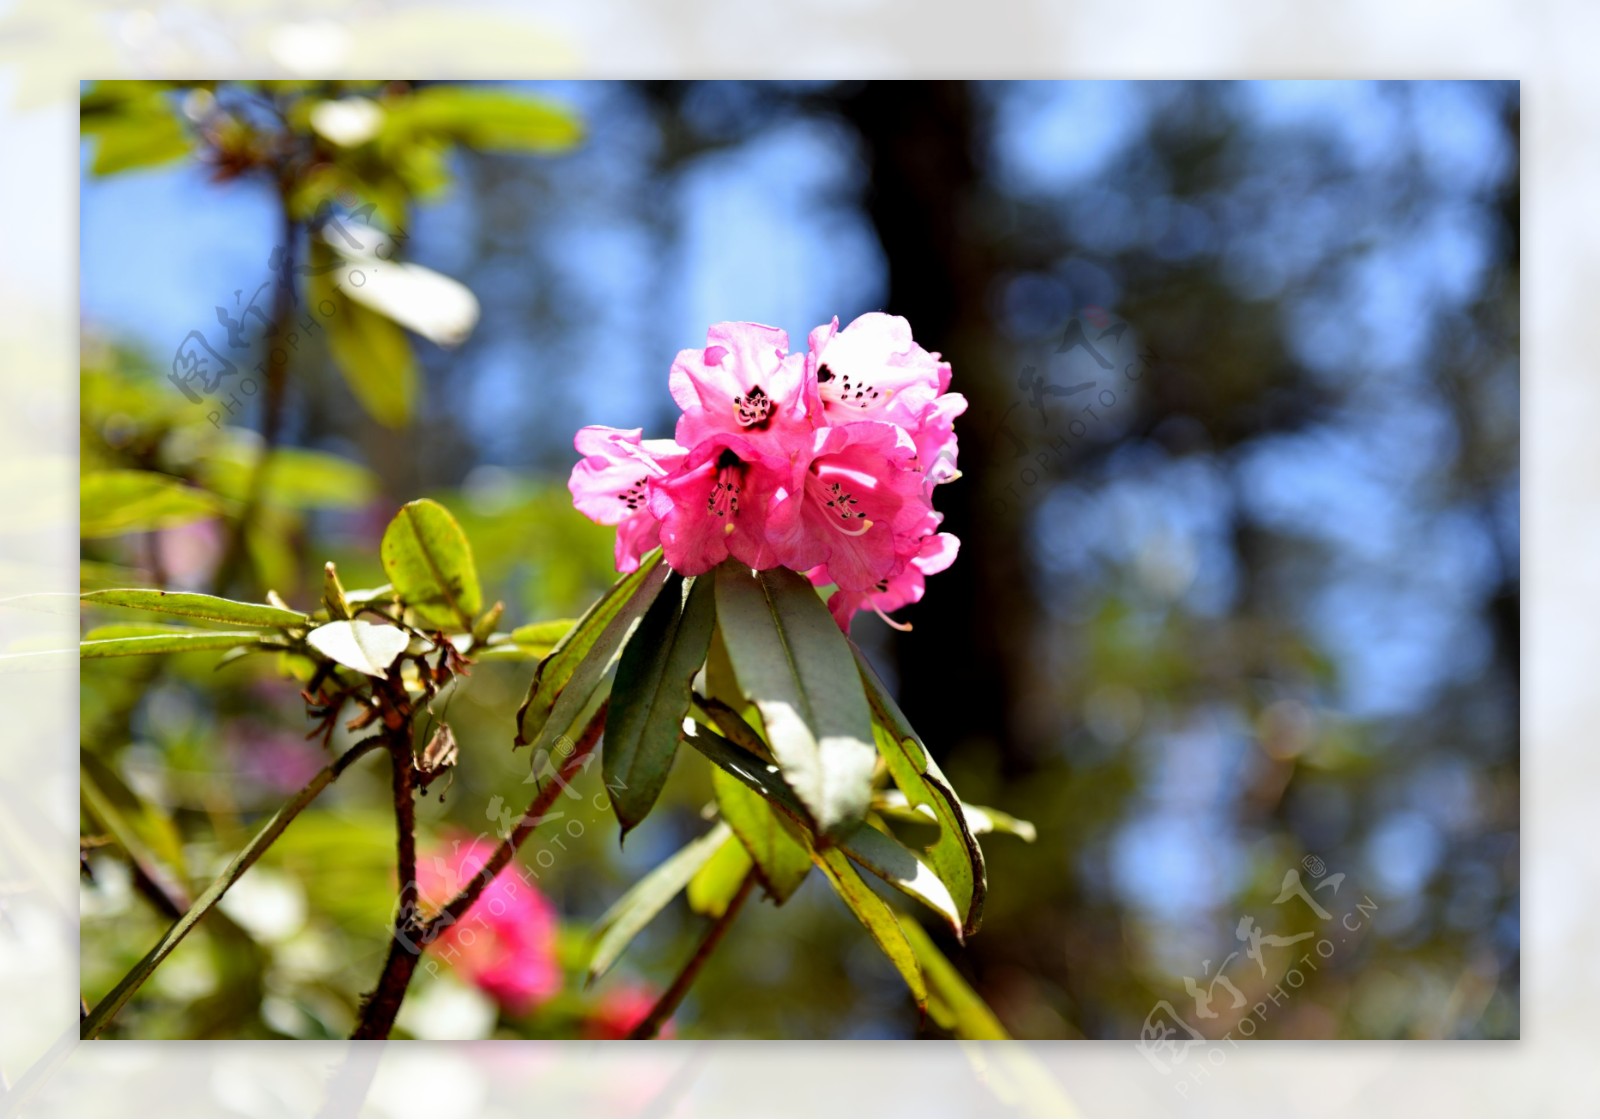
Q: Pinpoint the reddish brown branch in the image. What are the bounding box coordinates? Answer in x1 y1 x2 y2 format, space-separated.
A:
627 870 757 1040
349 702 608 1039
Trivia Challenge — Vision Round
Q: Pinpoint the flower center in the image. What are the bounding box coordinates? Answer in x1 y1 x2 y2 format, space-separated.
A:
616 478 648 512
706 448 745 527
816 477 872 537
815 364 883 411
733 385 774 429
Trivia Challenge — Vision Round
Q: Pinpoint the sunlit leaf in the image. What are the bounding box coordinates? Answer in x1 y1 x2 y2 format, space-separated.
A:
812 846 926 1011
317 270 417 428
199 446 378 510
714 563 876 835
391 86 583 154
899 920 1010 1040
687 828 755 919
856 646 987 937
876 790 1038 843
80 470 224 538
604 573 717 835
379 498 482 631
81 588 308 628
81 629 264 659
304 619 409 677
711 765 810 904
586 821 731 983
82 87 191 175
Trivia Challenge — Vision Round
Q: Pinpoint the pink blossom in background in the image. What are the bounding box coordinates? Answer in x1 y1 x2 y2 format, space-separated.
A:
582 983 672 1039
568 314 964 630
418 837 562 1016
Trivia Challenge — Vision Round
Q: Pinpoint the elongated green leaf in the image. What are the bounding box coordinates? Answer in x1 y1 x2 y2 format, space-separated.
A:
304 619 410 676
379 499 481 630
711 766 810 904
85 99 191 175
586 821 731 983
80 470 224 538
81 740 380 1038
515 551 666 748
813 845 926 1010
681 721 810 821
510 619 578 651
323 282 417 428
81 630 263 659
899 920 1010 1040
841 822 963 940
856 646 986 937
82 588 308 628
201 446 378 510
686 723 945 925
604 574 716 835
714 564 876 835
687 828 755 919
877 791 1038 843
393 87 583 153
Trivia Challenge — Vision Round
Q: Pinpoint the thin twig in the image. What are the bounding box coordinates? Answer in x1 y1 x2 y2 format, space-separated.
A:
628 871 757 1040
212 175 297 596
80 735 384 1038
348 702 608 1039
424 701 608 942
350 722 421 1041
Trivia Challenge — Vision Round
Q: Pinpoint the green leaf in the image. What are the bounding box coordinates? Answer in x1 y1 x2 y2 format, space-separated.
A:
80 470 224 538
687 828 755 919
509 619 578 651
604 573 717 835
379 499 482 631
304 619 410 677
81 629 263 659
81 588 308 628
840 821 963 940
515 552 667 750
84 96 191 175
856 647 987 937
812 846 926 1011
899 920 1010 1040
321 282 417 428
687 723 947 927
392 87 583 153
586 821 731 983
711 766 810 904
876 791 1038 843
200 446 378 510
713 564 876 835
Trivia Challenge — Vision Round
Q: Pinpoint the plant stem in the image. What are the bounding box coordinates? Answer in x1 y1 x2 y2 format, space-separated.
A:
350 728 421 1040
628 870 757 1040
212 176 297 596
80 735 384 1039
348 702 609 1039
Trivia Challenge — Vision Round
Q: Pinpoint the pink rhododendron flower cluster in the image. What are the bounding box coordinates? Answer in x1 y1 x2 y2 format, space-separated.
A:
418 837 561 1015
569 314 963 629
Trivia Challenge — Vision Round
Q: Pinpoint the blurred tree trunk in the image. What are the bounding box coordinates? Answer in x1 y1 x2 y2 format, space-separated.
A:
837 82 1037 778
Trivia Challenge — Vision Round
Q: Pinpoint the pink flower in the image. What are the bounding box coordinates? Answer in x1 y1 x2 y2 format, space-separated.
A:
669 323 811 462
568 426 688 573
813 520 960 630
419 837 562 1016
769 421 931 592
648 435 787 575
582 984 673 1039
568 315 963 630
